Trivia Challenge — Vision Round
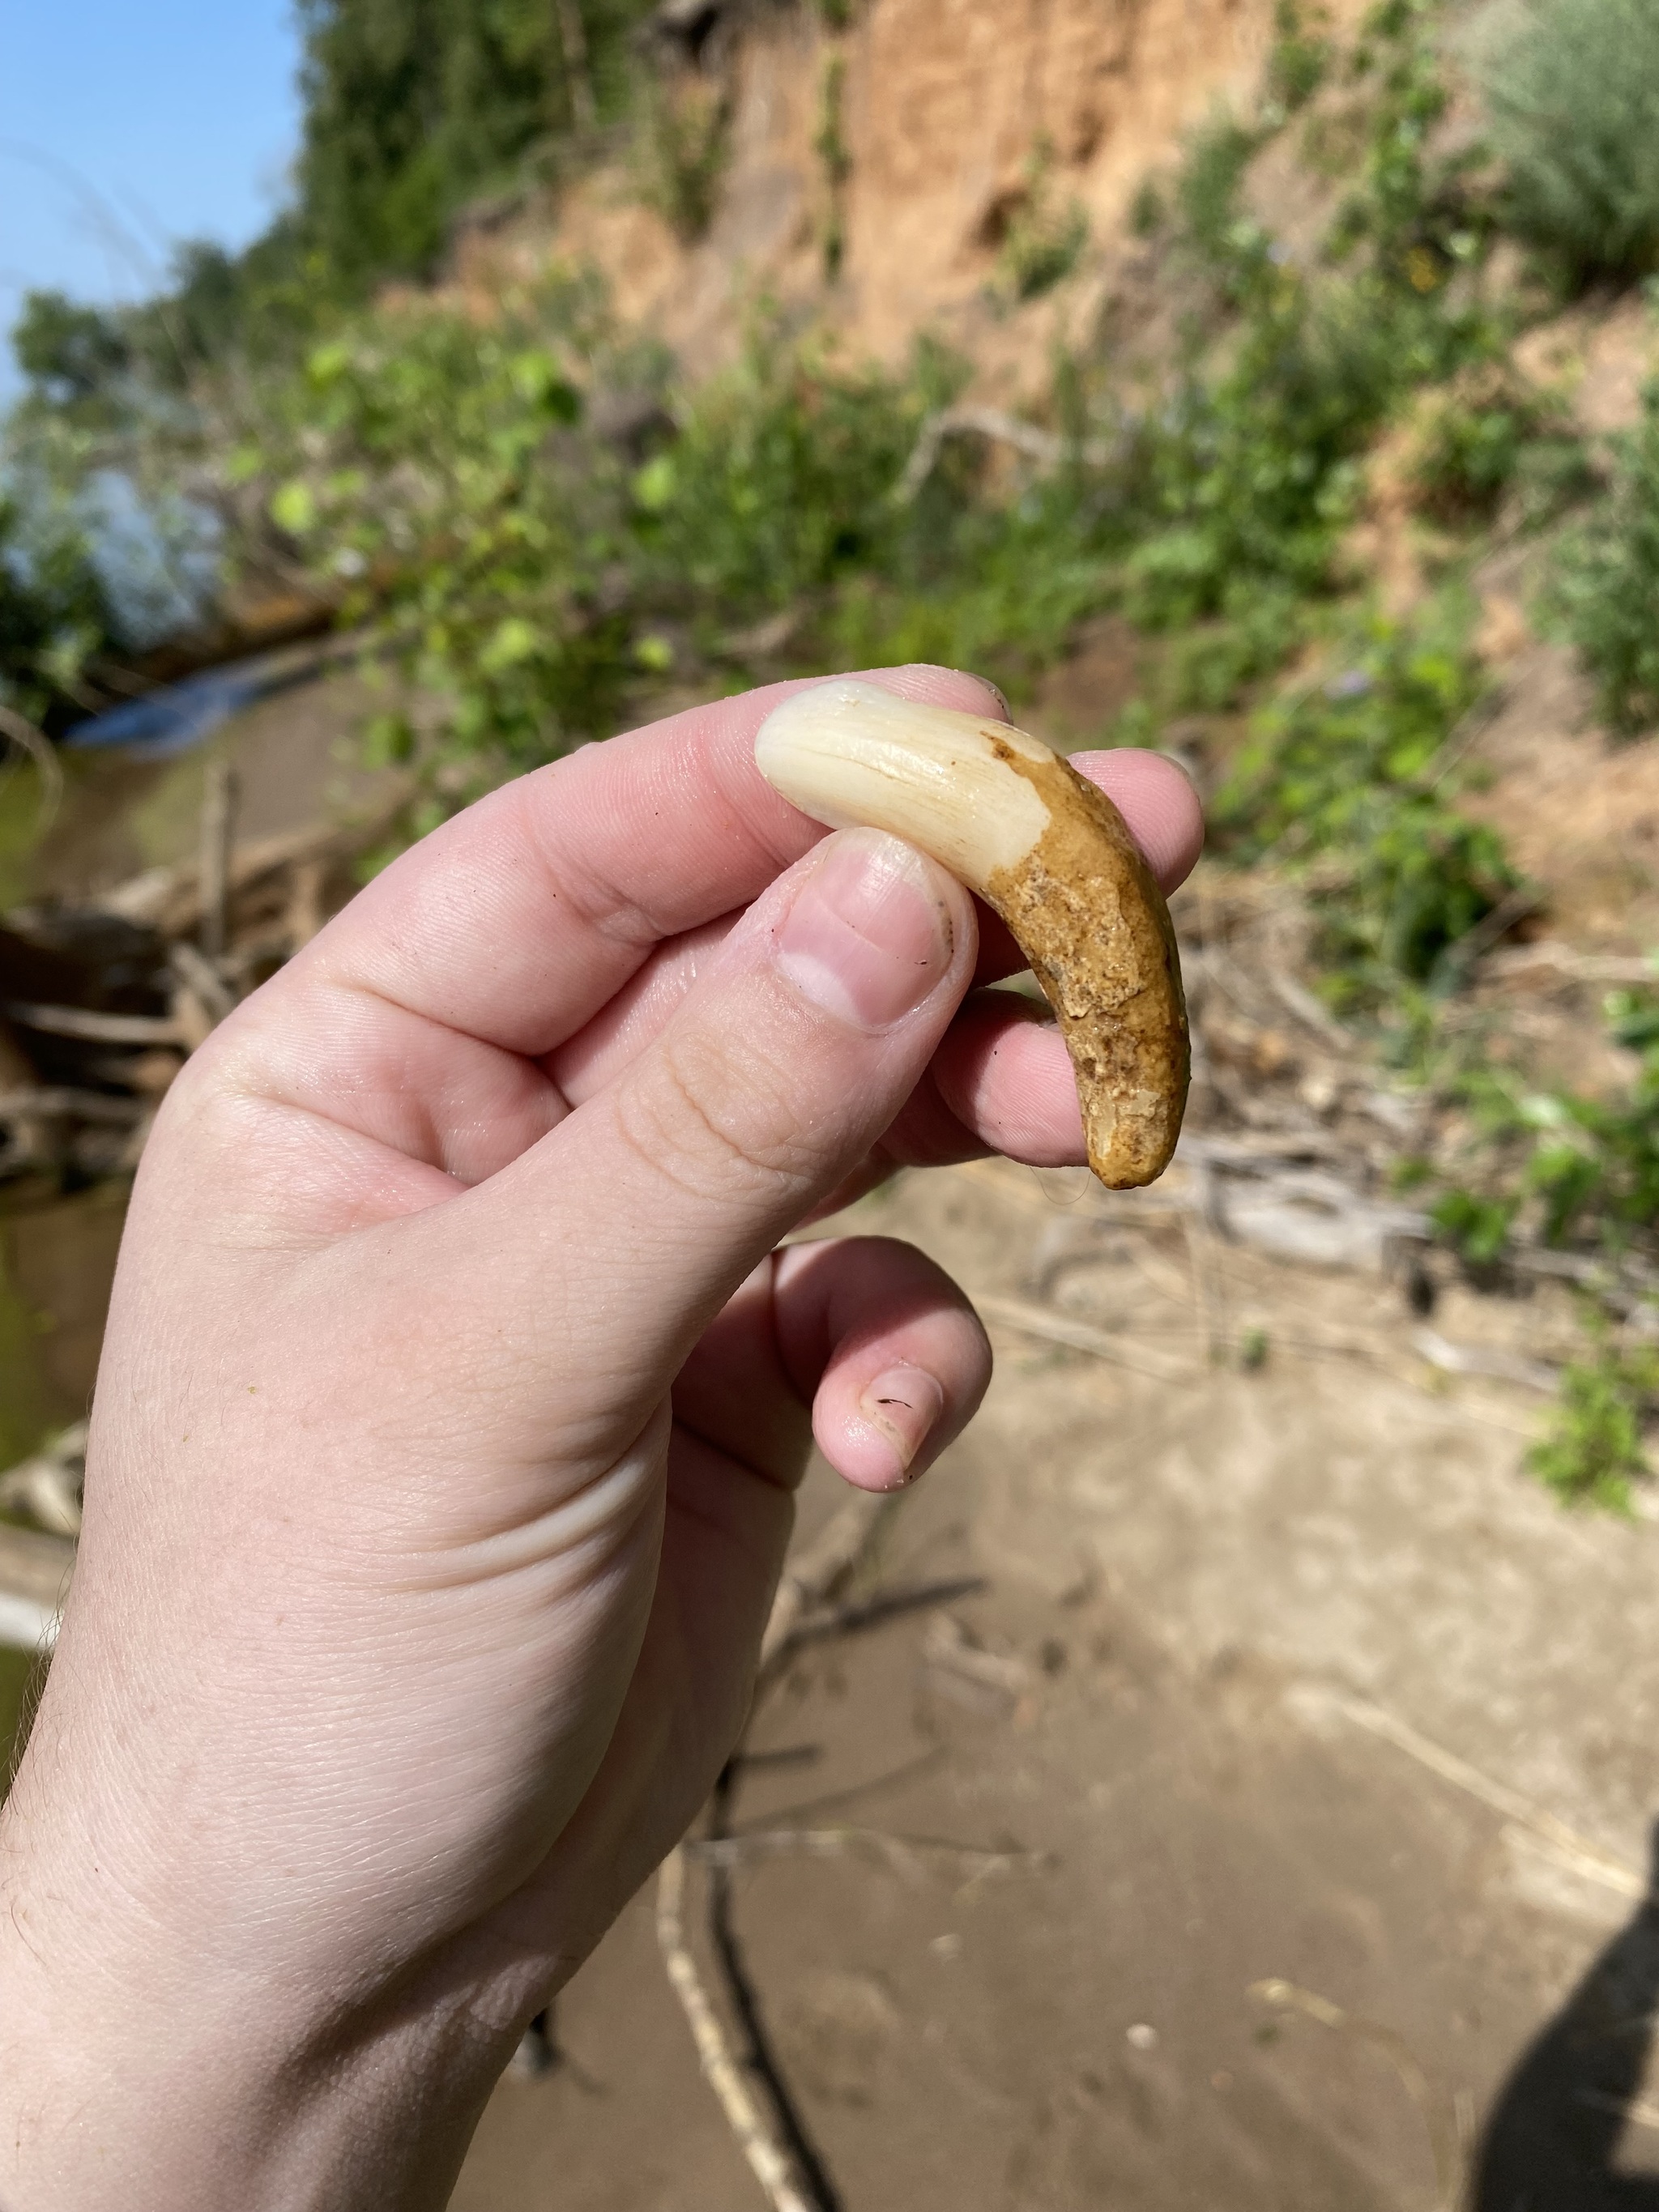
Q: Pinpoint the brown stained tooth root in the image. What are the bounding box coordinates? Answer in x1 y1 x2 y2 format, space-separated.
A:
754 680 1189 1190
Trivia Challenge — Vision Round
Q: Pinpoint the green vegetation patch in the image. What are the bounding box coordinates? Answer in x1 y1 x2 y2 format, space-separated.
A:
1213 611 1515 1018
1528 1337 1659 1512
1550 374 1659 736
1477 0 1659 288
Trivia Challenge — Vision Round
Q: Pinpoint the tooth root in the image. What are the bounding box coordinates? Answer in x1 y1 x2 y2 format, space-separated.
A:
756 680 1189 1190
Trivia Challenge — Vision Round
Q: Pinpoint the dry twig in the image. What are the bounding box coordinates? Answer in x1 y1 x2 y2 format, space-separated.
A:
655 1848 821 2212
4 1003 184 1047
757 1489 893 1684
656 1490 900 2211
689 1826 1050 1884
198 758 239 960
0 704 64 830
975 1290 1196 1383
1311 1688 1644 1899
895 406 1117 503
1249 1978 1461 2208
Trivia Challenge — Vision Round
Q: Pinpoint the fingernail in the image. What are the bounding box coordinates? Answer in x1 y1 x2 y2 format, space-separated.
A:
776 830 954 1032
859 1365 945 1485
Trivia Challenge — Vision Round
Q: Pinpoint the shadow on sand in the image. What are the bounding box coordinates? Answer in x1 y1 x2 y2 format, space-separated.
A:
1474 1822 1659 2210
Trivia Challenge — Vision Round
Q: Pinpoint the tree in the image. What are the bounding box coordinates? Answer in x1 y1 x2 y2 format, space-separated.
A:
292 0 654 290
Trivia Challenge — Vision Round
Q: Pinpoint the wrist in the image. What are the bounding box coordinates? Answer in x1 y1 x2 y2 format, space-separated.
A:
0 1758 511 2212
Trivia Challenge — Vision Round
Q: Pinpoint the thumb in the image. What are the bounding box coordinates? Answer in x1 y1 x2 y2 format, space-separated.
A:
416 827 979 1452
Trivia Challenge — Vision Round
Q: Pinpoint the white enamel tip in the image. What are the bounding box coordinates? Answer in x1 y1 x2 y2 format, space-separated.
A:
754 680 1052 889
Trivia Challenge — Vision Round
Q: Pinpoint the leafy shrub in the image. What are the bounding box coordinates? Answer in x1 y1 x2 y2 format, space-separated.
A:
1551 378 1659 734
999 192 1089 303
1128 6 1497 634
0 488 113 728
1265 0 1333 118
1431 980 1659 1284
816 54 853 279
1477 0 1659 287
1429 1187 1517 1266
1213 612 1516 1003
632 335 924 616
639 75 732 242
1405 366 1560 523
248 279 650 765
1171 114 1266 291
1528 1340 1659 1511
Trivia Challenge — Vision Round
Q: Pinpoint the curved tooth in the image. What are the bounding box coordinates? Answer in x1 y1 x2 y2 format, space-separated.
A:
756 680 1189 1190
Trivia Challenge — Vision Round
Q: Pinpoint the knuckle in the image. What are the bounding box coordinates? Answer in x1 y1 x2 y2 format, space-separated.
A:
615 1022 822 1204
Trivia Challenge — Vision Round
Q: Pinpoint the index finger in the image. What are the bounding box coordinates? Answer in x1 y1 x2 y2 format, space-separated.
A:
286 665 1008 1062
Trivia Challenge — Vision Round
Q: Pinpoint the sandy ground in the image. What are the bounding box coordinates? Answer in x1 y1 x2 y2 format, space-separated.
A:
449 1160 1659 2212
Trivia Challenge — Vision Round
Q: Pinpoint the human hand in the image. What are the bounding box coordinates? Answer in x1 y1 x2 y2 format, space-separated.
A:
0 667 1201 2210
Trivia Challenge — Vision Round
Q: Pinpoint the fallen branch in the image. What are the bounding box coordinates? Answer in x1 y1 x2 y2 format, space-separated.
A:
0 1523 75 1652
1249 1978 1461 2209
1410 1326 1558 1394
896 406 1117 503
655 1845 823 2212
1484 940 1658 988
0 1088 146 1127
169 940 238 1031
975 1291 1196 1383
5 1004 184 1047
0 704 64 831
658 1490 895 2210
198 759 239 961
757 1489 893 1684
93 784 414 938
1308 1686 1644 1899
689 1826 1051 1884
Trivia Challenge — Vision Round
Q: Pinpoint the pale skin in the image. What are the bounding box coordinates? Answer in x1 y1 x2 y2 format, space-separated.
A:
0 665 1201 2210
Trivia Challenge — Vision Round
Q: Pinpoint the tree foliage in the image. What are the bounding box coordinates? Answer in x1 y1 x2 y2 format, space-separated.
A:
294 0 657 288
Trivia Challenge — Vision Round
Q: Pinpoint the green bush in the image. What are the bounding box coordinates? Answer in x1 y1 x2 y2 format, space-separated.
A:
1265 0 1333 118
1432 982 1659 1272
1551 378 1659 734
1478 0 1659 286
0 437 118 730
1528 1340 1659 1511
1127 5 1497 637
248 279 648 765
1213 612 1516 1004
1406 367 1558 523
1171 113 1266 291
998 186 1089 303
639 75 731 243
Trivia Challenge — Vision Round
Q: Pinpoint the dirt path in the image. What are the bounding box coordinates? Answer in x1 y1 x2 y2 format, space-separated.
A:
455 1161 1659 2211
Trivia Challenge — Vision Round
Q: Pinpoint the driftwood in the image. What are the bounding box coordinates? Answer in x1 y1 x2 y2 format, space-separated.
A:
0 705 64 829
95 786 412 940
198 760 239 960
687 1826 1050 1882
0 1523 75 1652
0 778 416 1187
895 406 1119 503
656 1848 821 2212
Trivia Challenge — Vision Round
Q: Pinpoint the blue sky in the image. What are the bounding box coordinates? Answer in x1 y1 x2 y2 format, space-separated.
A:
0 1 301 394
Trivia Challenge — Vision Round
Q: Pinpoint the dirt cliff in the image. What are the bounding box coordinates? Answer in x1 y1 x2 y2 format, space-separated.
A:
458 0 1371 394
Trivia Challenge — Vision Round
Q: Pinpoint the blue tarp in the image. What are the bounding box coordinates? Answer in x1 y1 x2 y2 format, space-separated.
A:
62 662 276 761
